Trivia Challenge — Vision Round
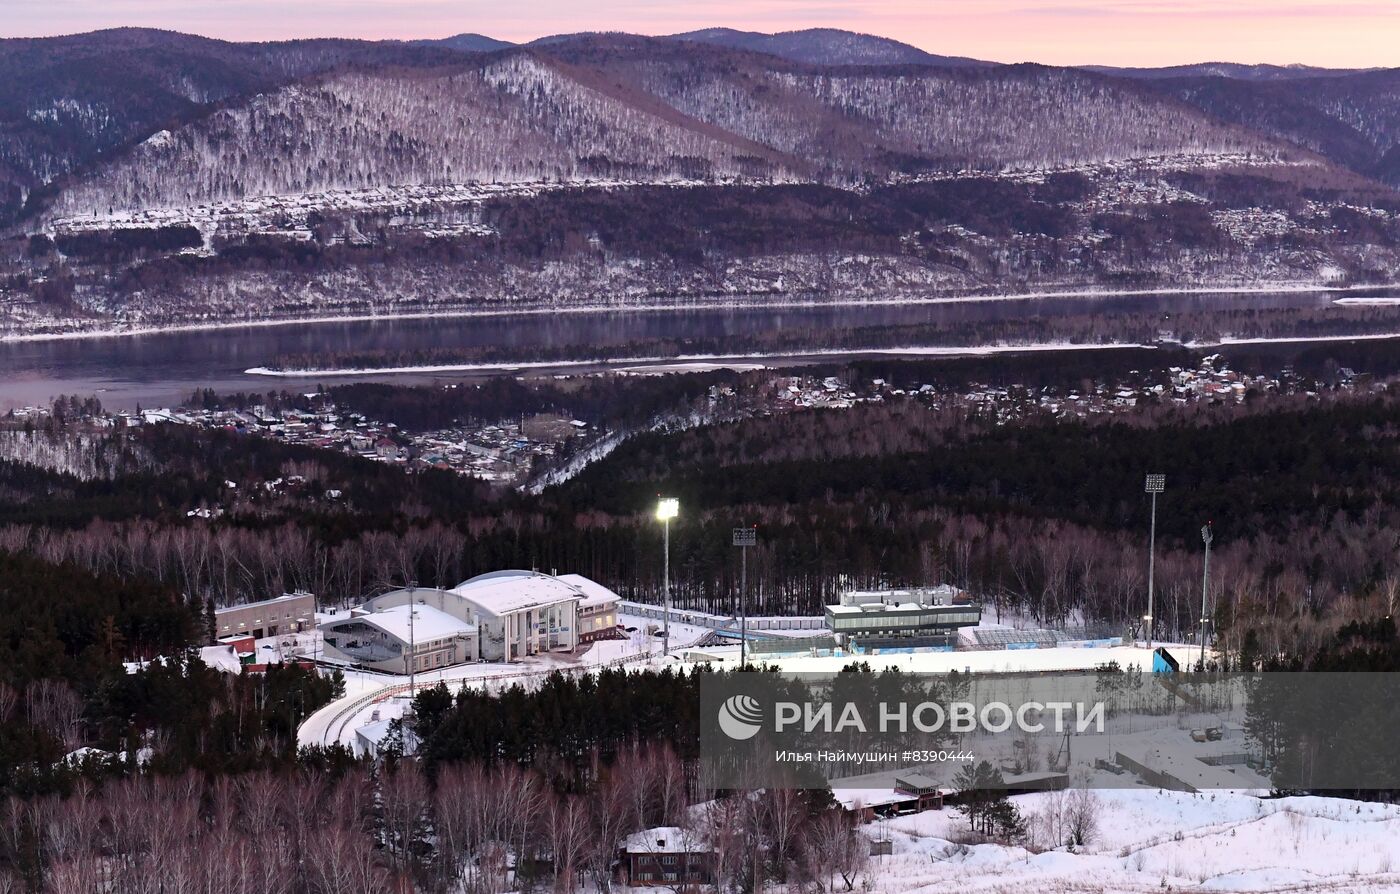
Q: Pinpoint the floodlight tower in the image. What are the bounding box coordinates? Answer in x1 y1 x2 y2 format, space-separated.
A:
657 498 679 656
733 526 757 667
1144 474 1165 650
1199 522 1213 671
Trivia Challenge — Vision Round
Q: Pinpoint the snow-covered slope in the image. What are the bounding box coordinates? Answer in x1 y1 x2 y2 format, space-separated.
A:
869 789 1400 893
0 28 463 222
48 38 1301 218
541 38 1290 176
52 53 796 215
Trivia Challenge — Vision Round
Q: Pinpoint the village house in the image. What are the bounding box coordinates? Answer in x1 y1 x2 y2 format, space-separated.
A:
619 827 713 888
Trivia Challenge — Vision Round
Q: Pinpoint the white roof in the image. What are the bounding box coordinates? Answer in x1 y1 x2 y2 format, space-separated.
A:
556 573 623 608
355 718 420 757
826 601 940 614
845 585 962 600
354 604 476 643
453 570 582 616
456 569 540 589
622 827 706 854
832 788 916 810
215 591 313 615
356 719 395 746
1113 743 1268 792
896 772 943 788
198 645 244 675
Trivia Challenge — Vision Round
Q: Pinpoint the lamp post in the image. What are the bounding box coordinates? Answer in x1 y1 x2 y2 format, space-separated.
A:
733 526 756 668
405 580 418 699
1144 474 1165 650
1199 522 1213 671
657 498 679 656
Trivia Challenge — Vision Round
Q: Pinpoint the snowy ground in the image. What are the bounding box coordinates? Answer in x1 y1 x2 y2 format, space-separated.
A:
861 788 1400 893
297 611 711 749
290 622 1400 892
690 642 1188 675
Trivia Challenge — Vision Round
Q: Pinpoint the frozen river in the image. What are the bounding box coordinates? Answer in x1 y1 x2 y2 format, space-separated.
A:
0 288 1390 410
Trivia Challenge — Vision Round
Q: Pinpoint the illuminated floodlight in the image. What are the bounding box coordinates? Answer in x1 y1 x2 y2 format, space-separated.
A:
657 497 679 655
1144 474 1166 494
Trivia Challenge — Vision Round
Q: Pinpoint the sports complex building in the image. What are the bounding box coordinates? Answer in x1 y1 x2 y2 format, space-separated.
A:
319 570 621 672
824 585 982 649
214 591 316 639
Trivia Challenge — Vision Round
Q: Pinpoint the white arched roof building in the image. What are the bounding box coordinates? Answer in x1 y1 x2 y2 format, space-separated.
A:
453 570 586 661
319 571 622 670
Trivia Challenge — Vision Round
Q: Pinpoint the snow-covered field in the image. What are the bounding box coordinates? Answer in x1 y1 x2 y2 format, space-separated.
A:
696 642 1184 675
864 789 1400 893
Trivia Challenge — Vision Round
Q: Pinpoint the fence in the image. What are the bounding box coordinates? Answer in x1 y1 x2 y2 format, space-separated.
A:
619 601 827 636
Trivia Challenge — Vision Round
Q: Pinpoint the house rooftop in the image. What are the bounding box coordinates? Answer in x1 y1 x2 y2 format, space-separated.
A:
896 772 943 789
622 826 707 854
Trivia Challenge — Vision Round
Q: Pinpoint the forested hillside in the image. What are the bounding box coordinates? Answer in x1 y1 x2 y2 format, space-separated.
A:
1145 70 1400 185
0 28 461 224
666 26 993 67
11 164 1398 336
1 28 1398 335
544 38 1276 178
6 26 1397 227
51 52 794 216
48 36 1289 218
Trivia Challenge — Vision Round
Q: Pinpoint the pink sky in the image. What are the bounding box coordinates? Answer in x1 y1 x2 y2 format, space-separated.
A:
5 0 1398 68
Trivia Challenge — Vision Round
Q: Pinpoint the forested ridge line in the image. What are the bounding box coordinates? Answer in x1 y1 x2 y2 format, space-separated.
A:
555 389 1399 546
0 423 500 526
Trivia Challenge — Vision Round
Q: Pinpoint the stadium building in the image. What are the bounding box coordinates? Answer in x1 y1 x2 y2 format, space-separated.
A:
319 570 622 671
824 585 981 649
